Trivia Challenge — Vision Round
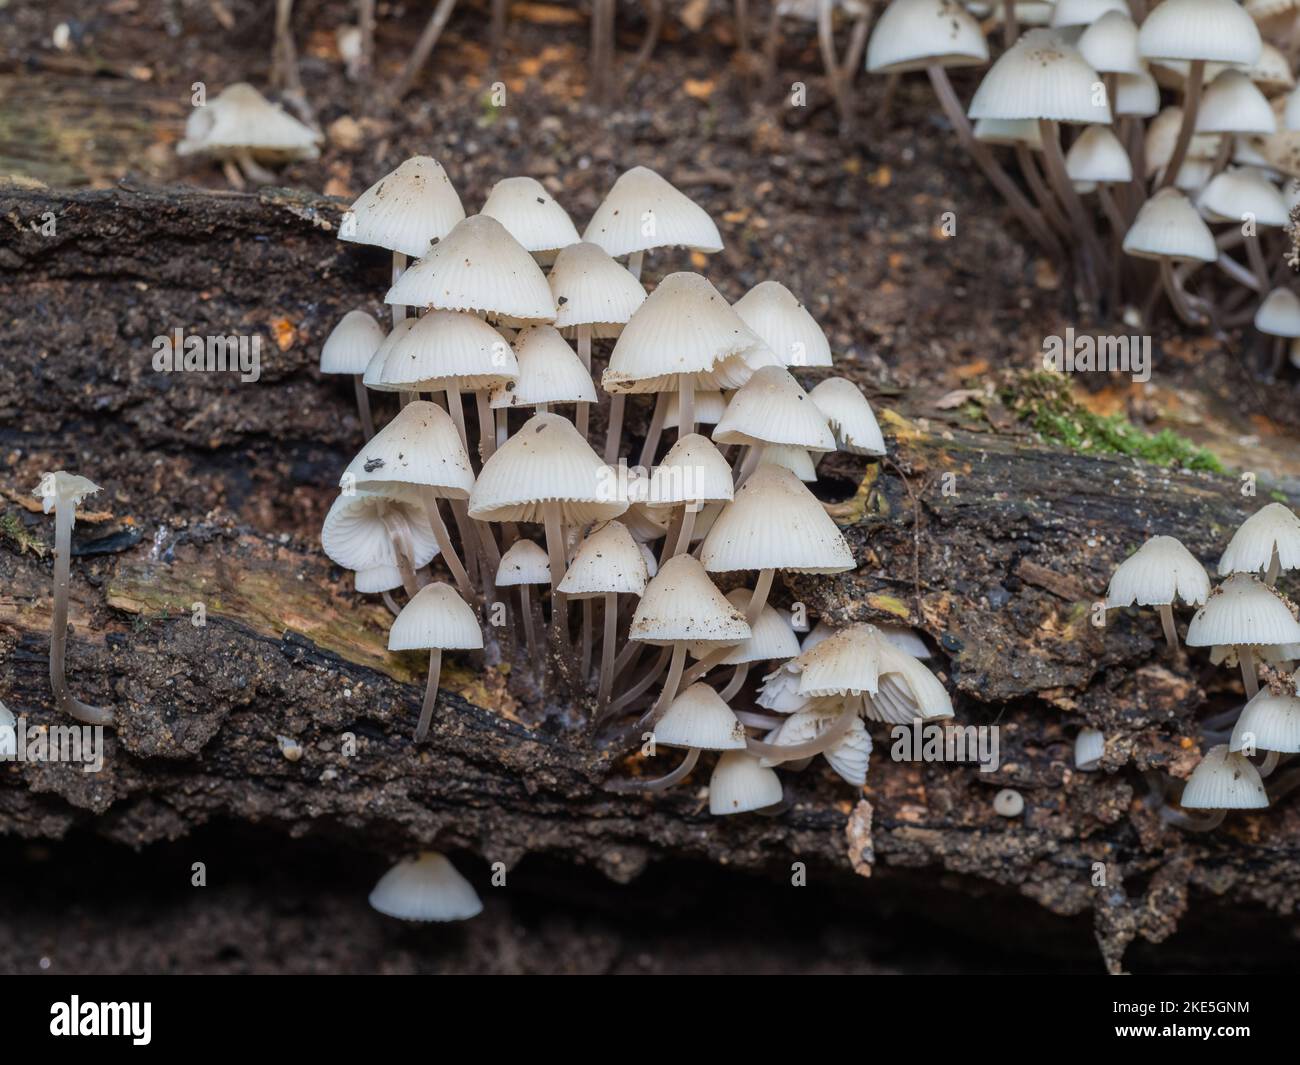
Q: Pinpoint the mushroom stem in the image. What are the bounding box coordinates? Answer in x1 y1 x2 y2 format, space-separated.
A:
641 642 687 727
1001 0 1019 47
1260 749 1281 778
735 708 786 729
1265 548 1280 587
1239 645 1259 698
719 661 750 702
1160 805 1226 832
414 648 442 741
672 505 697 558
392 0 460 100
1245 232 1271 293
746 568 775 626
817 0 851 131
475 391 496 463
581 599 595 680
446 383 469 451
48 499 113 726
390 252 407 330
638 392 668 467
420 491 474 600
234 148 278 186
382 591 401 616
627 250 645 281
608 645 671 715
605 746 700 792
543 501 570 639
352 374 376 439
520 585 539 664
1160 258 1209 326
1037 119 1105 304
677 376 695 438
1158 602 1179 651
604 395 626 465
576 327 592 440
744 704 856 763
597 591 619 710
357 0 376 80
496 407 509 449
1159 59 1205 189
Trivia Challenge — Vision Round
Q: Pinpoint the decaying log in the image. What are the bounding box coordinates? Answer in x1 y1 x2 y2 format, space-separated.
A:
2 181 1299 971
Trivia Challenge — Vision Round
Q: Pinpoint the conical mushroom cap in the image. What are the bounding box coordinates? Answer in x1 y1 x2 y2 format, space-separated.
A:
321 486 440 576
712 366 836 450
1075 726 1106 770
557 520 649 597
809 377 887 456
1219 502 1300 575
1186 573 1300 647
1077 11 1143 75
33 471 101 513
338 156 465 258
758 443 817 481
386 215 557 323
793 623 888 697
732 281 833 369
1115 70 1161 117
378 310 518 391
866 0 989 73
653 683 747 750
480 176 580 255
602 273 774 393
468 412 627 524
388 582 483 651
1106 535 1210 607
548 241 647 336
177 82 321 159
647 433 735 506
1230 687 1300 753
1179 745 1269 809
368 852 483 922
1066 125 1134 183
1196 69 1276 134
1253 288 1300 337
362 318 419 392
341 400 475 498
708 750 783 815
1198 167 1288 227
629 554 751 645
1138 0 1262 65
321 309 385 375
968 30 1111 125
495 539 551 587
689 588 801 663
489 325 596 409
700 464 854 574
1122 187 1217 262
582 166 723 258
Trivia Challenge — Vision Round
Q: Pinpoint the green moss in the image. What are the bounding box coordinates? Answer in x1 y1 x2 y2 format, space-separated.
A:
1000 373 1224 474
0 512 45 558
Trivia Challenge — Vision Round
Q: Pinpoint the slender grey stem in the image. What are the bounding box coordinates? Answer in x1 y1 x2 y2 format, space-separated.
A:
414 648 442 741
604 746 700 792
49 500 113 725
1160 59 1204 189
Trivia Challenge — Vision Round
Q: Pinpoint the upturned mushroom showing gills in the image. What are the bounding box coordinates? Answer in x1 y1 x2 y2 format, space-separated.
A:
1105 534 1210 649
389 583 483 741
33 472 114 726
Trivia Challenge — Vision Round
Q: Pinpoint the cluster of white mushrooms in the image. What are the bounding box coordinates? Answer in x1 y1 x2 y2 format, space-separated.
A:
1104 501 1300 829
867 0 1300 367
314 154 956 923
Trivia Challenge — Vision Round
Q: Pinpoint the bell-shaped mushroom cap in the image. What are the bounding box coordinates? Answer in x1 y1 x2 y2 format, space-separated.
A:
548 242 647 336
647 433 735 506
557 520 649 597
1198 167 1288 226
732 280 834 369
1245 41 1295 92
1253 288 1300 337
701 464 854 574
865 0 989 73
1051 0 1127 27
1075 726 1106 770
602 273 772 394
355 565 407 594
1066 125 1134 183
712 366 836 451
1138 0 1262 64
468 411 627 524
489 326 596 409
666 389 726 429
1196 69 1276 134
1186 573 1300 647
653 682 748 750
968 30 1112 125
177 82 321 159
388 582 483 651
879 623 933 659
582 166 723 258
808 377 887 456
341 401 475 498
974 117 1045 149
1122 187 1218 262
1179 744 1269 809
386 215 557 323
378 310 518 392
338 156 465 259
321 309 385 375
362 318 418 393
1219 501 1300 575
495 538 552 587
758 443 817 482
1231 687 1300 752
629 554 751 645
368 851 483 922
1077 11 1143 74
689 588 802 663
1115 70 1161 117
709 750 784 815
33 471 101 513
1106 535 1211 608
866 641 955 723
793 623 887 697
480 176 580 256
321 486 440 576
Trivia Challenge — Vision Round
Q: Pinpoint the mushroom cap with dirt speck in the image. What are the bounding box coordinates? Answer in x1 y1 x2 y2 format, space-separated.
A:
320 309 385 376
865 0 989 74
581 165 723 258
1180 744 1269 808
629 554 751 646
1122 187 1218 262
341 400 475 498
1219 501 1300 574
689 588 801 663
790 623 889 697
708 750 783 815
489 325 596 409
1075 727 1106 770
388 582 483 652
1138 0 1262 64
547 241 647 336
480 175 580 256
362 318 419 393
1253 289 1300 337
1066 125 1134 184
968 30 1111 125
732 280 834 369
1197 167 1288 227
177 82 321 161
386 214 557 323
647 433 735 507
1105 534 1210 608
377 310 519 392
368 851 483 922
712 366 836 451
468 411 628 524
33 471 101 514
495 539 551 587
808 377 887 456
1077 11 1143 74
1196 69 1276 134
321 485 440 579
700 464 855 574
338 155 465 259
557 520 648 598
993 789 1025 817
1186 573 1300 647
653 683 748 750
